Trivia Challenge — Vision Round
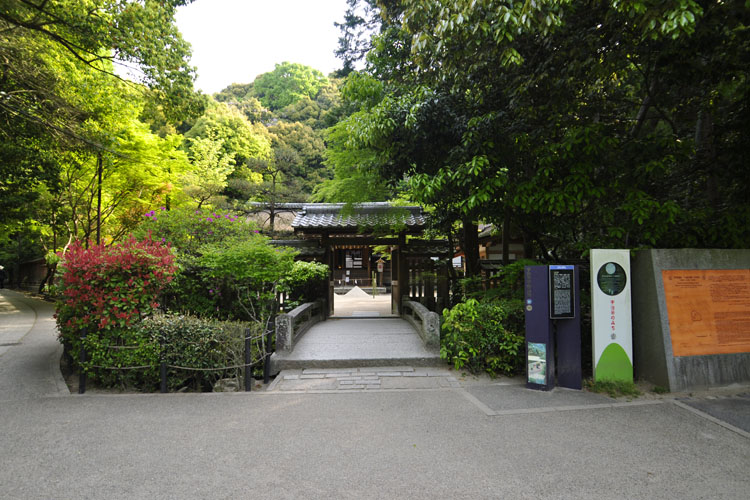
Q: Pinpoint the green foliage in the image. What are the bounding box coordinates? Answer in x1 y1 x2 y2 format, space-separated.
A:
267 121 327 195
184 102 272 166
198 236 297 323
181 134 236 207
250 62 330 110
280 260 329 309
462 259 539 302
62 313 263 392
1 0 202 126
134 207 270 320
136 314 259 392
440 299 524 377
134 206 254 255
585 379 642 399
329 0 750 254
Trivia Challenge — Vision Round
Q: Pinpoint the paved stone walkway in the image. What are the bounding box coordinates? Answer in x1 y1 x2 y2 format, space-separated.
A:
331 287 393 317
268 366 463 392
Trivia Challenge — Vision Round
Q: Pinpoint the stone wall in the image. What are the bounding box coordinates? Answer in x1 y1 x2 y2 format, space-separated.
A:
632 249 750 391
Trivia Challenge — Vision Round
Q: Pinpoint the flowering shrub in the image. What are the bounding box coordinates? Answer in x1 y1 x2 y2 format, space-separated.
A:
55 235 177 387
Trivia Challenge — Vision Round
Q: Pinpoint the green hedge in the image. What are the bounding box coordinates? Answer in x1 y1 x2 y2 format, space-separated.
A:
139 314 263 392
69 314 265 392
440 299 524 376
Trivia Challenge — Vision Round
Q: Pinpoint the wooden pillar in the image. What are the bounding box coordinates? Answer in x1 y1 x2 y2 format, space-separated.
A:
391 246 400 315
365 246 371 286
414 258 424 304
323 234 333 317
397 232 408 314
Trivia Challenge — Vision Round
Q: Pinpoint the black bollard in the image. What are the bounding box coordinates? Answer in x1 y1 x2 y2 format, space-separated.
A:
244 328 252 392
160 333 167 393
263 327 272 386
263 311 275 385
78 328 87 394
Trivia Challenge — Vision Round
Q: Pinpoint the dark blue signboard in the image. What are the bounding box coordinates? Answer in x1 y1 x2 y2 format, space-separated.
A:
524 265 582 391
525 266 554 391
555 265 582 390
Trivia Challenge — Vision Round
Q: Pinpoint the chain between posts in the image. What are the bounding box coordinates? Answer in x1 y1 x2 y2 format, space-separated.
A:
75 324 273 394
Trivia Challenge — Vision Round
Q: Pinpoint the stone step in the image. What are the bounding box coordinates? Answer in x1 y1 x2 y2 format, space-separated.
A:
269 352 443 372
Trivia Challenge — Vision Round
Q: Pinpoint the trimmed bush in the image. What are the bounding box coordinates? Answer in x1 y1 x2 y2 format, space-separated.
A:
441 299 524 376
137 314 262 391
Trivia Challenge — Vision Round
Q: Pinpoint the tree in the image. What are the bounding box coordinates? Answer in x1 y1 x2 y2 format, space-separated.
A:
184 101 272 168
181 135 235 208
250 62 329 110
247 147 305 234
0 0 203 274
0 0 202 128
325 0 750 265
267 121 327 193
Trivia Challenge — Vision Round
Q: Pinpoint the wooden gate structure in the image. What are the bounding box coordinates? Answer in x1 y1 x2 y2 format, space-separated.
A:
272 203 452 316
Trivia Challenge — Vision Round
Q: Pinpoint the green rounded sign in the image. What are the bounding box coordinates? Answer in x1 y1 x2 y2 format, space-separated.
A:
597 262 627 296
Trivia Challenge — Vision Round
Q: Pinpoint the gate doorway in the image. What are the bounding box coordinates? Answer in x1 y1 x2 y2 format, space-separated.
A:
273 203 452 316
330 244 394 318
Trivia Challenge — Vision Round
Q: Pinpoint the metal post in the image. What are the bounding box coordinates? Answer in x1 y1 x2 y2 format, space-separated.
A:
79 328 87 394
244 328 252 392
160 333 167 393
263 325 272 385
263 304 275 385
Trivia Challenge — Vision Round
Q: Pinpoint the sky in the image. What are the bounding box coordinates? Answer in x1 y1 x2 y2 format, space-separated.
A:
175 0 351 95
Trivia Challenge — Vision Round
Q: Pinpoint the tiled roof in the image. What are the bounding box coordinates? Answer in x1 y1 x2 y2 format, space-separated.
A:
292 203 426 232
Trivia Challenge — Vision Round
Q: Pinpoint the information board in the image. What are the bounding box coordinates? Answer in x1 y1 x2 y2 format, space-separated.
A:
549 265 575 319
663 269 750 356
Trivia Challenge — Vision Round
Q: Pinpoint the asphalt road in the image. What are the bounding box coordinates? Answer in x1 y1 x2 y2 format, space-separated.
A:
1 289 748 500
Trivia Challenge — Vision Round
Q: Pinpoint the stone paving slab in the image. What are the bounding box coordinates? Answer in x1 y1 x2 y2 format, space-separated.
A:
268 366 462 393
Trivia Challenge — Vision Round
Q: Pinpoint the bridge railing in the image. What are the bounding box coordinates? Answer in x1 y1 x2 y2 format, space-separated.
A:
275 299 326 353
401 299 440 350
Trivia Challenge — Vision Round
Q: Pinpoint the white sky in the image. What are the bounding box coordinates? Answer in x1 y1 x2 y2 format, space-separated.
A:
175 0 351 95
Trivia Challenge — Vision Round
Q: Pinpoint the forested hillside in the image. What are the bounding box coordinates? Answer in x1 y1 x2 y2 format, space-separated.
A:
0 1 341 271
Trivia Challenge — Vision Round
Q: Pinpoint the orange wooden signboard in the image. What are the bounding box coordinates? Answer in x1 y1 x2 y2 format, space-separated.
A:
662 269 750 356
